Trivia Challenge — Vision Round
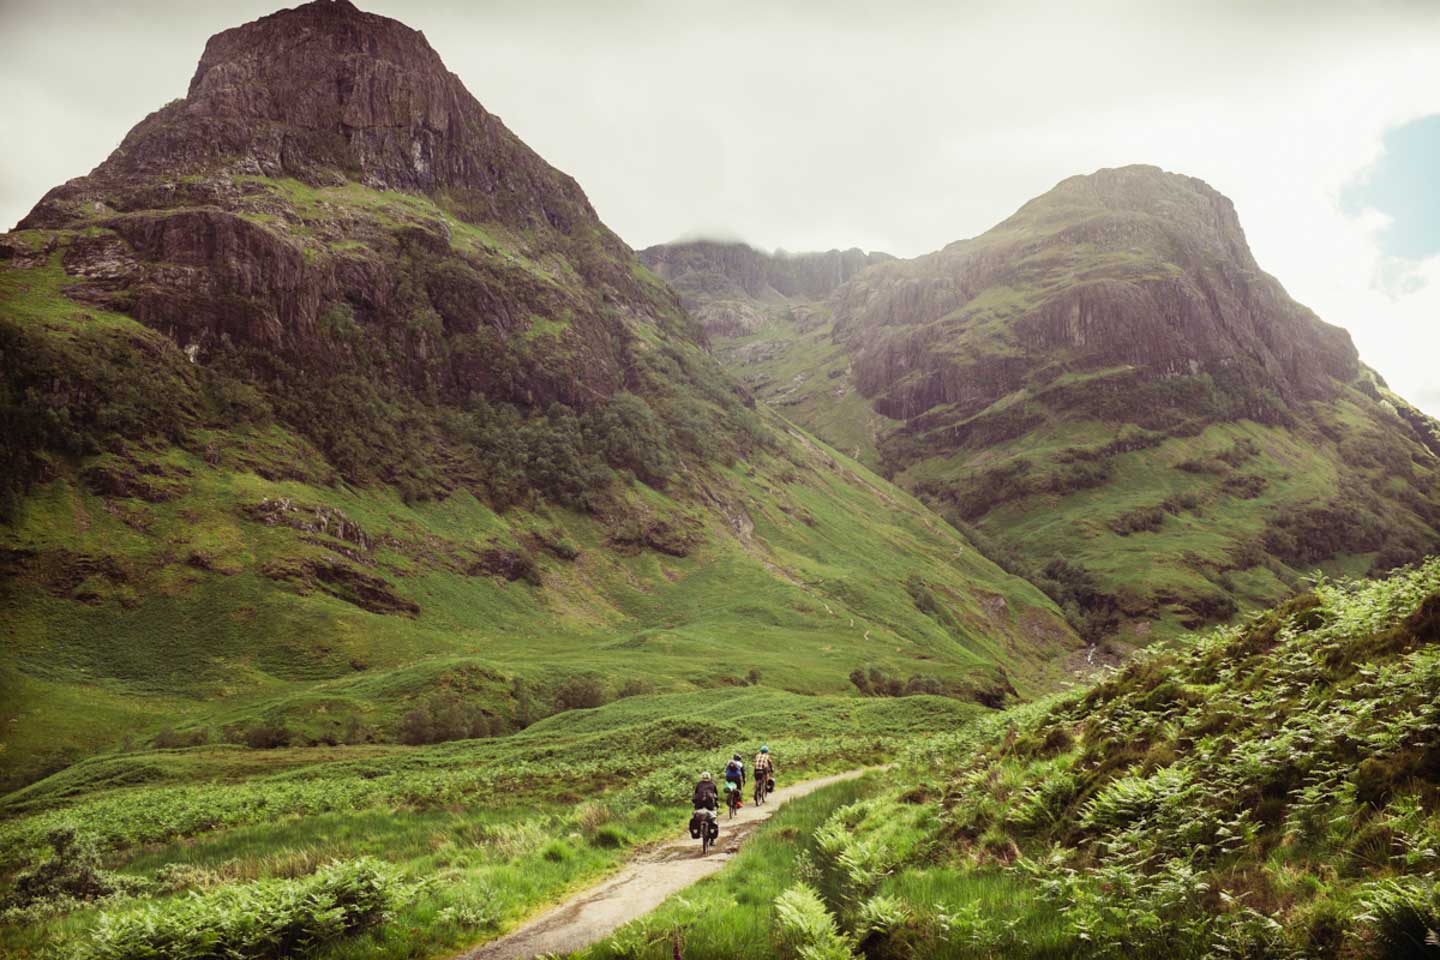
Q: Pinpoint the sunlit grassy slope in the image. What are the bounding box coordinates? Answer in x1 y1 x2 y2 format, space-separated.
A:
714 297 1440 648
0 415 1075 790
0 210 1078 792
0 687 974 960
586 558 1440 959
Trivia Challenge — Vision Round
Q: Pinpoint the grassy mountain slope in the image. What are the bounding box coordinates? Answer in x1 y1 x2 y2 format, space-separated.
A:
667 167 1440 645
0 0 1077 794
583 557 1440 959
0 391 1073 790
638 241 903 474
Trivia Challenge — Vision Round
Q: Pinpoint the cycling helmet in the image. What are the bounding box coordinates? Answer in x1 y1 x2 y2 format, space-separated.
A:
760 746 769 753
733 753 742 761
701 772 712 781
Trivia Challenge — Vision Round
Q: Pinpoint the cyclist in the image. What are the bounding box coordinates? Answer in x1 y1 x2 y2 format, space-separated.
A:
753 745 774 803
691 772 718 840
724 752 746 808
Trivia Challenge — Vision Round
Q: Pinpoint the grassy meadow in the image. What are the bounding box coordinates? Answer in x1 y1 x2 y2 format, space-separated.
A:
578 559 1440 959
0 688 977 959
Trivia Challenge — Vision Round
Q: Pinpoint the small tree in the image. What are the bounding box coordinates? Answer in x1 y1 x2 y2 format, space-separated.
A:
554 675 607 711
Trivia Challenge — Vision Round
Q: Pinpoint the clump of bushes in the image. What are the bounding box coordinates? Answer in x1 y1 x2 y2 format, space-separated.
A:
77 858 409 960
398 693 503 745
1109 505 1165 535
848 668 947 698
1221 473 1268 499
588 825 630 849
553 674 609 712
1160 491 1202 514
223 722 295 750
152 728 210 749
1216 437 1261 467
0 827 145 923
540 840 574 863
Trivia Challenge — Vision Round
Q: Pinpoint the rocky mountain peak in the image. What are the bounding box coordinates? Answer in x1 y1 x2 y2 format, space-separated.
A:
22 0 597 235
993 164 1259 274
832 165 1359 423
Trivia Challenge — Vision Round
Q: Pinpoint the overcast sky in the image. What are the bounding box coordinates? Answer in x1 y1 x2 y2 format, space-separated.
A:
2 0 1439 414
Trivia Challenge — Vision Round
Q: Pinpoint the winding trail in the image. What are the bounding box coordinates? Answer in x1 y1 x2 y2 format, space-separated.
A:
458 768 873 960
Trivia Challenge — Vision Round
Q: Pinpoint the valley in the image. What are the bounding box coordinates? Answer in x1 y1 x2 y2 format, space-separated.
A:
1 1 1439 958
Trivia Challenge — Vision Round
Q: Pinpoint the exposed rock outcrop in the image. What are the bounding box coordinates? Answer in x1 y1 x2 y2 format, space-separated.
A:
832 166 1359 422
13 0 709 419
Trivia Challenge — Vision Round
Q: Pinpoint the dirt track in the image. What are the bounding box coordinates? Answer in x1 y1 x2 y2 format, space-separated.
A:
457 768 873 960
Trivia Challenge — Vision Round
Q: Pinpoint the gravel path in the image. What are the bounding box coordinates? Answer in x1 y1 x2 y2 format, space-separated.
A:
458 767 874 960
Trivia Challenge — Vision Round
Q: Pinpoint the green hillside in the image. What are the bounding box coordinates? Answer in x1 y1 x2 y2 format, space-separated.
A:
583 557 1440 959
0 687 975 959
667 168 1440 646
0 0 1077 796
0 336 1073 791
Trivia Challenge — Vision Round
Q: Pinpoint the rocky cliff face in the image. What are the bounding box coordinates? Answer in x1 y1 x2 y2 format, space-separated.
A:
23 0 599 234
833 166 1358 422
697 166 1440 643
4 0 729 495
639 240 892 335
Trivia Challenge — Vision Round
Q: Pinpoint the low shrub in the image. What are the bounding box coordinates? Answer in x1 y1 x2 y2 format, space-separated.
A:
1357 877 1440 959
152 728 210 750
589 825 629 849
540 839 574 863
152 862 224 894
77 858 409 960
3 826 145 913
1109 505 1165 535
773 883 856 960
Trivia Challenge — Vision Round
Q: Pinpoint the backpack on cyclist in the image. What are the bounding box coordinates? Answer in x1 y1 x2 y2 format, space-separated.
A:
689 810 718 840
725 758 743 780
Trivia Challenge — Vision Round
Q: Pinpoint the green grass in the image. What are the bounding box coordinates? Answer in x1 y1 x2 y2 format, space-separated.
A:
0 689 976 959
1 388 1075 791
571 558 1440 960
580 774 881 960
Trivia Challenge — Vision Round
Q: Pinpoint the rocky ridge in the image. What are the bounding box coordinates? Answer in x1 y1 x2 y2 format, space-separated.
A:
639 240 892 336
665 165 1440 642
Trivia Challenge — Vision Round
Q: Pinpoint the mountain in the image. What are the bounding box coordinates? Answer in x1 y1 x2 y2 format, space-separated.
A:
640 240 904 471
639 241 893 337
667 165 1440 644
0 0 1078 793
